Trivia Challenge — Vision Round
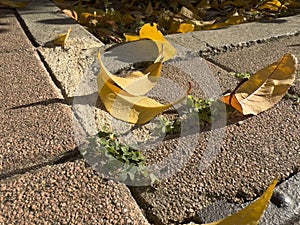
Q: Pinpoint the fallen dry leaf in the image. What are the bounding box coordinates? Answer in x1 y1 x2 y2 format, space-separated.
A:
198 179 278 225
97 67 190 124
98 52 163 96
53 27 72 47
222 53 297 115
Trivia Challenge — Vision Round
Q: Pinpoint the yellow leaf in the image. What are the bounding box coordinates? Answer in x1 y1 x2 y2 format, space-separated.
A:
225 15 247 25
202 22 229 30
53 27 72 47
0 0 29 8
124 34 140 42
177 23 195 33
97 71 190 124
98 52 163 96
258 0 287 11
200 179 278 225
78 12 97 26
222 53 297 115
125 23 176 62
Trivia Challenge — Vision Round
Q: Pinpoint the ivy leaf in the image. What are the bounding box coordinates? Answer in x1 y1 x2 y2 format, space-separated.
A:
222 53 297 115
0 0 29 8
199 179 278 225
124 23 176 62
98 52 163 96
53 27 72 47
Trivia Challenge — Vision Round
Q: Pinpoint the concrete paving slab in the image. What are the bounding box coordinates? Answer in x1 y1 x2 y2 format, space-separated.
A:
10 1 300 224
131 95 300 224
16 0 103 97
209 34 300 73
0 160 149 224
17 0 102 48
196 172 300 225
0 8 33 52
167 15 300 56
0 49 76 176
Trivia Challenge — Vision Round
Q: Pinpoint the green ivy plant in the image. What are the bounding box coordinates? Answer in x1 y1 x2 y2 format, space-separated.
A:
80 129 157 184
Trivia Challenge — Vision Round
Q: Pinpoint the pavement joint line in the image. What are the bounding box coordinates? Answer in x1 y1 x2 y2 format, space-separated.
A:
13 8 70 99
196 31 300 58
14 7 40 48
35 49 69 99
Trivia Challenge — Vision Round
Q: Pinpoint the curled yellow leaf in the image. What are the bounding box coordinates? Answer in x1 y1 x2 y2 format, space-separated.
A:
98 52 163 96
201 179 278 225
222 53 297 115
53 27 72 47
97 72 190 124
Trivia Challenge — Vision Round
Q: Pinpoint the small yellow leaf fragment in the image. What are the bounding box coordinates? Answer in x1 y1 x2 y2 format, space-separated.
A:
221 53 297 115
54 27 72 47
177 23 195 33
201 179 278 225
225 15 247 25
202 22 229 30
124 34 140 42
0 0 29 8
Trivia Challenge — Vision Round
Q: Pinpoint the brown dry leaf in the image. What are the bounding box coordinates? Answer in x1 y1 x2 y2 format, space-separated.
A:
62 9 78 21
197 179 278 225
125 23 176 62
222 53 297 115
53 27 72 47
0 0 29 8
98 52 163 96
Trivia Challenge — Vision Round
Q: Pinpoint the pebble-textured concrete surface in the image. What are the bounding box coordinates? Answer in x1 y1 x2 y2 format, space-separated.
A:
167 14 300 55
17 0 103 97
0 7 149 224
196 172 300 225
0 160 149 225
130 37 300 224
0 9 75 175
210 34 300 72
0 9 33 52
2 2 300 224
